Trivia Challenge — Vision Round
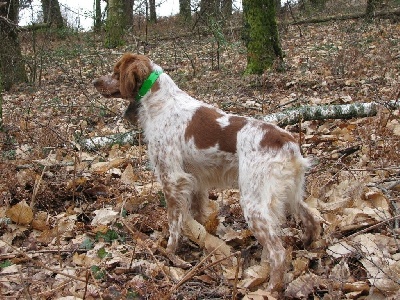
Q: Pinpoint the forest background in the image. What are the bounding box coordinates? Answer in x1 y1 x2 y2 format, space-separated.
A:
0 0 400 299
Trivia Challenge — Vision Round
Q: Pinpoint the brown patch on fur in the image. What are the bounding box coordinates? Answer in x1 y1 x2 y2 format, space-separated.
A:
151 81 160 94
220 116 247 153
184 107 247 153
259 123 295 149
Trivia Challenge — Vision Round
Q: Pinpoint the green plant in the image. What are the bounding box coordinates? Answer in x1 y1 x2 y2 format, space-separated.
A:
79 238 94 250
0 260 12 269
95 229 125 243
97 247 110 259
90 265 106 280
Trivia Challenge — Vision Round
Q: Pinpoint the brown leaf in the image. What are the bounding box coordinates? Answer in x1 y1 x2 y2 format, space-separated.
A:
239 264 270 289
92 158 126 174
84 184 108 198
285 273 324 298
6 201 33 225
120 163 138 185
292 257 309 277
243 289 277 300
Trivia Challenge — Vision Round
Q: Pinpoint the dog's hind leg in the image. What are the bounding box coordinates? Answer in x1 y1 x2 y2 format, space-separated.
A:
161 173 195 253
287 158 321 246
240 188 287 291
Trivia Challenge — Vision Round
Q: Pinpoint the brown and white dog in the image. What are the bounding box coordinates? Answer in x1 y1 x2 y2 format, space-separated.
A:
93 53 320 291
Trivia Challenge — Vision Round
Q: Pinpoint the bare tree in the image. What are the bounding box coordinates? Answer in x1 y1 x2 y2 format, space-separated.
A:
125 0 134 27
221 0 232 18
200 0 220 18
0 0 27 91
179 0 191 20
41 0 64 28
94 0 102 30
148 0 156 23
105 0 127 48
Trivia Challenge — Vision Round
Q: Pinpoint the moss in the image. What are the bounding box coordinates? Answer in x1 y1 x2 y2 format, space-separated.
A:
243 0 282 74
104 0 127 48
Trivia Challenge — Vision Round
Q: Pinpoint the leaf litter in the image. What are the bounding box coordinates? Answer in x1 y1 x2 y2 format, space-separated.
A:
1 10 400 300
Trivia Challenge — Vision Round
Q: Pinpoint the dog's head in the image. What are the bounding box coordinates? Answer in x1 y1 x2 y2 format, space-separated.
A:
93 53 153 123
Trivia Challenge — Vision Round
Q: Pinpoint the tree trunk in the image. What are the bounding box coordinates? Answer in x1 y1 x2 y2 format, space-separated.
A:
94 0 102 30
221 0 232 18
149 0 157 23
310 0 326 10
124 0 134 27
0 74 3 130
366 0 381 19
242 0 283 74
0 0 27 91
179 0 191 20
105 0 127 48
41 0 64 28
275 0 280 13
200 0 220 18
291 8 400 25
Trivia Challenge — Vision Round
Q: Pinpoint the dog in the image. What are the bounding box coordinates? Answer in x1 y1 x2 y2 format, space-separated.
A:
93 53 320 291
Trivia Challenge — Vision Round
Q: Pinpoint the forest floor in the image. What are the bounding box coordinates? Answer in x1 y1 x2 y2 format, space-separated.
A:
1 11 400 300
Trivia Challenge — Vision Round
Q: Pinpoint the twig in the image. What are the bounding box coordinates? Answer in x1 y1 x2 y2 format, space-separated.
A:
121 219 172 286
89 268 104 300
343 214 400 241
83 269 89 299
35 280 72 298
30 165 47 210
0 239 89 284
166 245 238 299
121 219 191 269
0 249 87 260
232 252 241 300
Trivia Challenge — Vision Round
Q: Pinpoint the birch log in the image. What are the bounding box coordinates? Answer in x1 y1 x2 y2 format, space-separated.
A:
261 102 378 125
80 101 399 150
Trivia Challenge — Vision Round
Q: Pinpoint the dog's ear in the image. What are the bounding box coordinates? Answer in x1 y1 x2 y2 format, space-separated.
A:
119 54 151 99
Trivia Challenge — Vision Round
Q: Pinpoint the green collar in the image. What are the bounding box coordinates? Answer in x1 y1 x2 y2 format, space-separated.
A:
136 70 163 101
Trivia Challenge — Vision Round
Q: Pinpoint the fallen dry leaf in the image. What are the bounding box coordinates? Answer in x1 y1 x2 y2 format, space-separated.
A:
242 289 277 300
91 158 126 173
91 208 119 225
284 272 324 298
6 200 33 225
120 163 138 185
239 264 270 289
361 257 400 293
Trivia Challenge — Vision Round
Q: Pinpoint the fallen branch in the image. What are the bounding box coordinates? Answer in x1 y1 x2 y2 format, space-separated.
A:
80 100 399 150
0 239 89 284
261 101 379 125
80 130 141 151
343 214 400 241
291 8 400 25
